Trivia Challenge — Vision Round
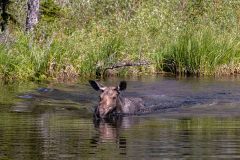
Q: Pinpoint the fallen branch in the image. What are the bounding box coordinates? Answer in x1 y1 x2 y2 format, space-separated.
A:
103 61 152 75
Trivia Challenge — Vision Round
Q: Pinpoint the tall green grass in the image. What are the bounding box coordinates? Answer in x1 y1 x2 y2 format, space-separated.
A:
1 0 240 81
154 29 240 75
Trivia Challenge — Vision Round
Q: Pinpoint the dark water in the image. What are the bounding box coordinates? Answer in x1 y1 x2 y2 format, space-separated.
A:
1 76 240 159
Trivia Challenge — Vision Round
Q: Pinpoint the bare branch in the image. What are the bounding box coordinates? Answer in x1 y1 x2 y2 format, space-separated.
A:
103 61 152 75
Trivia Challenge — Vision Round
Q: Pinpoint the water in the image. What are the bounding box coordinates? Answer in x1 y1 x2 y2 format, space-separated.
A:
1 76 240 159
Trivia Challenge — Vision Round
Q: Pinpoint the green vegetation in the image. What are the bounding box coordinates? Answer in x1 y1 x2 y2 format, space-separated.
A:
1 0 240 82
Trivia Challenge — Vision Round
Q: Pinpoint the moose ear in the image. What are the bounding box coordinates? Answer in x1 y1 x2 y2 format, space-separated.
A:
89 80 105 91
118 81 127 91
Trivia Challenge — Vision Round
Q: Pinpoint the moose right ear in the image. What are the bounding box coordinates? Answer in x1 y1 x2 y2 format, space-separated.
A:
89 80 105 91
117 81 127 91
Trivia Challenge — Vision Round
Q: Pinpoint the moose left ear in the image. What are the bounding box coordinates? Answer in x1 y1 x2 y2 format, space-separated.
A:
89 80 105 91
117 81 127 91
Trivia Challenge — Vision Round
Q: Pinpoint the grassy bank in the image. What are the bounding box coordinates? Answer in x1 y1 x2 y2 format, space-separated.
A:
0 0 240 82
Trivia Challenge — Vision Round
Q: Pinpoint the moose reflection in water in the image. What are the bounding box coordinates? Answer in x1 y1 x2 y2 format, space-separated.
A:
89 80 145 119
92 117 126 143
91 116 140 154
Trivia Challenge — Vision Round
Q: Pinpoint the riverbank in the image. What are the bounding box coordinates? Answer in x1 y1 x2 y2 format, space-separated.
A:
0 1 240 82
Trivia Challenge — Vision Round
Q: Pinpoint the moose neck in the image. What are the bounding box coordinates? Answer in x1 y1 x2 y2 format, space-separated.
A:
116 94 125 112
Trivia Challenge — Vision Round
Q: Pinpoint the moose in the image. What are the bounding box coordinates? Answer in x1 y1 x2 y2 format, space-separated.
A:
89 80 145 119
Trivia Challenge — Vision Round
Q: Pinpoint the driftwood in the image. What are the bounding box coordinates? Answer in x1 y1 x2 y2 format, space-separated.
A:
102 61 152 75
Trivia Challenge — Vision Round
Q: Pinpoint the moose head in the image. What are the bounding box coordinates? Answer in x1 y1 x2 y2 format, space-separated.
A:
89 80 127 119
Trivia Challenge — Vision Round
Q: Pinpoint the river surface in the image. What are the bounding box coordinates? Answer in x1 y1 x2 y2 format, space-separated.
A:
1 76 240 159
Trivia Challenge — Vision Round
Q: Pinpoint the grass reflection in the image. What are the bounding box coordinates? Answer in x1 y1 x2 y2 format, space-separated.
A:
0 82 38 105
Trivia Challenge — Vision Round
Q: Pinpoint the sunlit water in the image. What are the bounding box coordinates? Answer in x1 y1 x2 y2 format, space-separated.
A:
1 76 240 159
